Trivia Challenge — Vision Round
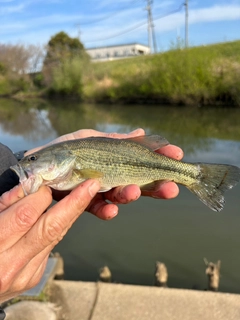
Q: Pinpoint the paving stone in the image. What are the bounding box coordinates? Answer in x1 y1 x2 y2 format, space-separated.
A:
5 301 57 320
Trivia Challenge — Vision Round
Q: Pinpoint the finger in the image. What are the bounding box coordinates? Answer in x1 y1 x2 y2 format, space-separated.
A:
15 253 49 293
141 181 179 199
104 184 141 204
12 180 100 263
87 196 118 220
0 252 49 300
86 184 142 220
0 186 52 249
104 128 145 139
0 185 25 212
0 180 100 296
156 144 184 160
71 128 145 140
24 255 49 292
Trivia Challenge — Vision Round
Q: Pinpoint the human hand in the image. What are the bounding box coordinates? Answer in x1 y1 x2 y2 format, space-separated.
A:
0 179 100 302
25 128 183 220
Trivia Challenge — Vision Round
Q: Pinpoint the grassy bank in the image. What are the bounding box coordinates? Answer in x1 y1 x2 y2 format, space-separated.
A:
83 40 240 106
4 40 240 106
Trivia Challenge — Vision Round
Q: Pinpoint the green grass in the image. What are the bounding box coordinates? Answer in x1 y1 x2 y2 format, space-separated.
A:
83 40 240 106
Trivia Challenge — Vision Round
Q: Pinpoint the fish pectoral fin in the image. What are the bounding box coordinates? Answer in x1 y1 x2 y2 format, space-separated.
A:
126 135 169 151
74 168 103 179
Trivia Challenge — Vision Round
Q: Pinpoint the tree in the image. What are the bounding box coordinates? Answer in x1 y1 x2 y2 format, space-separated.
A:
0 44 30 74
0 43 44 75
43 32 89 87
0 43 45 94
44 31 89 68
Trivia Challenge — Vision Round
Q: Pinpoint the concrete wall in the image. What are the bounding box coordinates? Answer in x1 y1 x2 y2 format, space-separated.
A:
86 44 150 61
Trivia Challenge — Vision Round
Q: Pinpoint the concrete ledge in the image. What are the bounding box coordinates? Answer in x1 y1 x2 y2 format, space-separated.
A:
51 280 240 320
5 301 57 320
51 281 97 320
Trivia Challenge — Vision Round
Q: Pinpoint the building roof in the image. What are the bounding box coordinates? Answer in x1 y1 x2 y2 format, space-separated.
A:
86 43 149 50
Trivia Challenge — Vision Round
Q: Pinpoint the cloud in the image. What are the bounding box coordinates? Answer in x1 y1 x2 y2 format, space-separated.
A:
153 4 240 34
190 5 240 23
0 3 25 14
0 23 25 34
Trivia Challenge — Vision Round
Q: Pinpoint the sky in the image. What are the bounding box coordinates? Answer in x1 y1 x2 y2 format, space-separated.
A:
0 0 239 51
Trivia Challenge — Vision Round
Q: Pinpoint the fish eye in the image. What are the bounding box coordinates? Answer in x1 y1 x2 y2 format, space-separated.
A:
28 155 38 161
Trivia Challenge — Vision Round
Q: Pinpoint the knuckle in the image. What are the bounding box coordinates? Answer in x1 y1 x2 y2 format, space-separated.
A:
106 132 118 138
14 203 38 230
43 218 65 244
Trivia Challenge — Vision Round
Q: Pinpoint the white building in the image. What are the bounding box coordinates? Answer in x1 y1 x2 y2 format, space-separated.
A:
86 43 150 62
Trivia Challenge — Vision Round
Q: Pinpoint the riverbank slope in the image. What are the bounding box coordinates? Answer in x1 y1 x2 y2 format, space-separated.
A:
83 40 240 106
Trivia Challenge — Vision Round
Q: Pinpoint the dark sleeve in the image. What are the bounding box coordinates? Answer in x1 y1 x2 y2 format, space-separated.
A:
0 143 19 196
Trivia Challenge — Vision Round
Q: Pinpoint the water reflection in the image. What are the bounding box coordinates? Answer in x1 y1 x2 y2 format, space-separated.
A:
0 99 57 151
1 98 240 293
1 98 240 157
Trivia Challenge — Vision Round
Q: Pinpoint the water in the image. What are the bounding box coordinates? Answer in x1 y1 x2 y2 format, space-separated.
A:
1 98 240 293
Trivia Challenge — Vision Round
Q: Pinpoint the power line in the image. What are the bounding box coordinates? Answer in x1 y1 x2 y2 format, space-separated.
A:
76 0 143 26
84 20 146 44
84 4 184 44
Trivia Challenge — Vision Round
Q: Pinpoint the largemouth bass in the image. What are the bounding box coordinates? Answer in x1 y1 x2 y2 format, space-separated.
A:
11 135 240 212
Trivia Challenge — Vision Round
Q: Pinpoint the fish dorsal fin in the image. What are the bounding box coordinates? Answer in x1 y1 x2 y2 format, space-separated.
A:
126 135 169 151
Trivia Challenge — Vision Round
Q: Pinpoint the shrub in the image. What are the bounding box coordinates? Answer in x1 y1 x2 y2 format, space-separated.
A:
50 57 84 96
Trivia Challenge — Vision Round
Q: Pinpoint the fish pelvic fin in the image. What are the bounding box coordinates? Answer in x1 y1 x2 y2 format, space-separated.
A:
188 163 240 212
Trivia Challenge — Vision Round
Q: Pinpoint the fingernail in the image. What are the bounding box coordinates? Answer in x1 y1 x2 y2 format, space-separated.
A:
129 128 139 134
129 128 144 135
88 180 100 197
106 207 118 220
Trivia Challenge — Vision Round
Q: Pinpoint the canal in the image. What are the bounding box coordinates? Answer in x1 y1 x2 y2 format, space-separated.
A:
1 98 240 293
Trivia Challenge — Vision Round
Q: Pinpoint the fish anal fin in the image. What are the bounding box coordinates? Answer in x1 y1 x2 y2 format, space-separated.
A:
140 180 165 193
126 135 169 151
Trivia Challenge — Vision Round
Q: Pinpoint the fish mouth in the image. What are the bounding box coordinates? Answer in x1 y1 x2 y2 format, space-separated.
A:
10 164 29 181
10 164 33 196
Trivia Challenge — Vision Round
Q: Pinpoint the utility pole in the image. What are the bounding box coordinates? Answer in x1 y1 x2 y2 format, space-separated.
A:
75 23 81 40
145 0 157 54
184 0 189 48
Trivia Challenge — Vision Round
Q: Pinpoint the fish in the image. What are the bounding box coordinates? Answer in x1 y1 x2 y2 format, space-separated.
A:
10 135 240 212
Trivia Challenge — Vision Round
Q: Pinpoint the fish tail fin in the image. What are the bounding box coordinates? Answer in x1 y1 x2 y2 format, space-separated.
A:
187 163 240 212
